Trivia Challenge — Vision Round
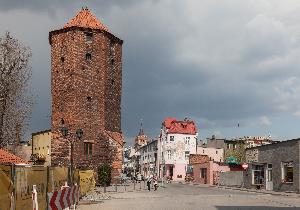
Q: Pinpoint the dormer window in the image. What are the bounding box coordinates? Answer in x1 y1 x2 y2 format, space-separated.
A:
85 53 92 61
85 32 93 42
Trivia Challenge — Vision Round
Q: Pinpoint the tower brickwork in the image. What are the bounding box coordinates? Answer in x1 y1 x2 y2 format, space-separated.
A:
49 8 124 179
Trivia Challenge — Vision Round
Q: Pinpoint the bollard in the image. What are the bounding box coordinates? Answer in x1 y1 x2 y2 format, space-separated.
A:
10 192 15 210
134 181 136 190
115 183 118 192
32 185 38 210
140 181 141 190
73 183 78 210
124 181 127 191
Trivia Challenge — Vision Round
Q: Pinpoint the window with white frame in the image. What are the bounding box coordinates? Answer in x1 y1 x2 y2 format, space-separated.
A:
185 151 190 160
185 136 190 145
252 164 264 185
282 162 293 183
167 150 171 159
200 168 207 178
170 136 174 141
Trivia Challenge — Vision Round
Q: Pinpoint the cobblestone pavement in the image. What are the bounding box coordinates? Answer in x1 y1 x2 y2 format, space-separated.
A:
78 183 300 210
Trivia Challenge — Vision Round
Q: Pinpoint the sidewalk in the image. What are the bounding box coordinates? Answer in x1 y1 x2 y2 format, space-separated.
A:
178 181 300 197
216 185 300 197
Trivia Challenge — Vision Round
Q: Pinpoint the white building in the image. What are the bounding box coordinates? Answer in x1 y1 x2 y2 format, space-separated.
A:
138 139 158 177
157 118 198 181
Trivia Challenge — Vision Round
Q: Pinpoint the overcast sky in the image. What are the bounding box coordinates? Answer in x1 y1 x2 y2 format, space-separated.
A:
1 0 300 143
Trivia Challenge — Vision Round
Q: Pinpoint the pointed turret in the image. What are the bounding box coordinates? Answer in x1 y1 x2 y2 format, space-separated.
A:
64 7 109 32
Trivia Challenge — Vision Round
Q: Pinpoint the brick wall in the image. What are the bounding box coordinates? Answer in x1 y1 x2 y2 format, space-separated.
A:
49 27 124 178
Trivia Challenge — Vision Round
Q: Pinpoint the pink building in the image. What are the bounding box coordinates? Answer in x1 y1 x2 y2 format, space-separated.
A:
197 146 224 162
158 118 198 182
189 154 230 185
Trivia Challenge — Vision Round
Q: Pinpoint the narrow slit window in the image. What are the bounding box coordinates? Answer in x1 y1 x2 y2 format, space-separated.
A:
61 57 65 63
84 142 93 156
85 53 92 61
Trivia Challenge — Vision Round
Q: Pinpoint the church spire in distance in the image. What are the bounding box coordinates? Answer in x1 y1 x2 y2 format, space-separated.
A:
138 119 144 136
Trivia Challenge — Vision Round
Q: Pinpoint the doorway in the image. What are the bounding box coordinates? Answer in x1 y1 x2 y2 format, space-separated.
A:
266 164 273 191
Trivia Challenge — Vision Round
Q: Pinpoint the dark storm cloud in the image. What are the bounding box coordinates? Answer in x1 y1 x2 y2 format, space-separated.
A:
0 0 138 14
1 0 300 141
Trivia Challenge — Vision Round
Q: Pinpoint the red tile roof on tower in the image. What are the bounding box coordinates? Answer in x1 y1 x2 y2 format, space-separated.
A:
163 118 197 135
0 148 29 164
64 7 109 32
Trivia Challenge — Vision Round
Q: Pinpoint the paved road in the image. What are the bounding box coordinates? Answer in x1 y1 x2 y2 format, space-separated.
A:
78 183 300 210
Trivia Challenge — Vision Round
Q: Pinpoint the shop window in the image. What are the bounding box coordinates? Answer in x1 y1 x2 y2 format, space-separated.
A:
282 162 293 183
84 142 93 156
252 165 264 185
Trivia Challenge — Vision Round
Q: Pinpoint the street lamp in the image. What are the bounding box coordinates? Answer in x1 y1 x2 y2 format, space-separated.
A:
60 123 83 184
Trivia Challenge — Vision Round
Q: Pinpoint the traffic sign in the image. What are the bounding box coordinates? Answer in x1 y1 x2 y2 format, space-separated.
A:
242 163 249 170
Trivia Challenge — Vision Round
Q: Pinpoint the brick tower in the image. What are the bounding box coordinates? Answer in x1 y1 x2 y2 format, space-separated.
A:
49 7 124 179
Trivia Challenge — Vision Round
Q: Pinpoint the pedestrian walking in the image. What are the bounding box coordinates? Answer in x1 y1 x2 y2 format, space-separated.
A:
146 174 152 191
153 175 158 191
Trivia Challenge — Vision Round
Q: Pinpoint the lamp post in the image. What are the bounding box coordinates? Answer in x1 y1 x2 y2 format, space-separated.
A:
60 124 83 184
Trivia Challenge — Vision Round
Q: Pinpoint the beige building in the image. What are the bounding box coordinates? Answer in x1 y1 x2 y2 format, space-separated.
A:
197 146 224 162
32 130 52 166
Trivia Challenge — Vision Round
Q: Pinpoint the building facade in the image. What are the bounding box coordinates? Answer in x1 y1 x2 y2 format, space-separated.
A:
139 139 158 177
31 130 52 166
189 154 230 185
158 118 197 181
197 146 224 163
49 7 124 179
245 139 300 192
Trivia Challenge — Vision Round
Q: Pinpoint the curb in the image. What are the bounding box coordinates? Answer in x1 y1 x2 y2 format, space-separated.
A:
216 186 300 197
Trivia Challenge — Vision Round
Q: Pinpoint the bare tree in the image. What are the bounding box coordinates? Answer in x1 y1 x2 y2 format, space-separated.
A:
0 32 33 148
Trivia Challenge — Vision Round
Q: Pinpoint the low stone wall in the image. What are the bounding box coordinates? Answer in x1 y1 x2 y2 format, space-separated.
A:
219 171 243 187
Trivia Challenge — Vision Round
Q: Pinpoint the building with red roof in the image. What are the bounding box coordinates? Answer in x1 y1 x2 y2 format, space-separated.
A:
157 118 198 182
0 148 29 164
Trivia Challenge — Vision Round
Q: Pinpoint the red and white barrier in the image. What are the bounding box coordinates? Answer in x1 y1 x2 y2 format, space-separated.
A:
47 185 79 210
